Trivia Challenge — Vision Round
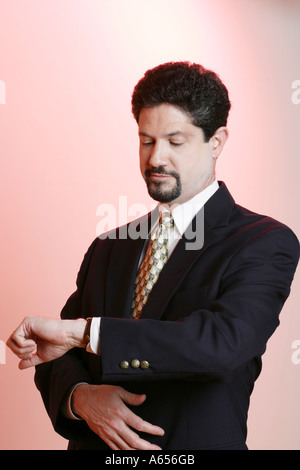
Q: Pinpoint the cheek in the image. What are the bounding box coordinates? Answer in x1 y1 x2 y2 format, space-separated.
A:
195 151 213 170
139 154 147 176
182 155 213 183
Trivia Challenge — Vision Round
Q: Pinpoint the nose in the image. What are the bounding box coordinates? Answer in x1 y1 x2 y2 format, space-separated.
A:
148 141 168 168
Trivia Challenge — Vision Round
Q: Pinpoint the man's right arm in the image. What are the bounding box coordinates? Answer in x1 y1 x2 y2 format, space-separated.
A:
32 237 164 449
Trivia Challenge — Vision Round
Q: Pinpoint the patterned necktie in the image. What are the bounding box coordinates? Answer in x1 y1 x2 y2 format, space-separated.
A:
131 212 174 319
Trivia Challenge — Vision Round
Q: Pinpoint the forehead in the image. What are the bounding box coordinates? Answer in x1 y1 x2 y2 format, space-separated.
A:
138 104 195 135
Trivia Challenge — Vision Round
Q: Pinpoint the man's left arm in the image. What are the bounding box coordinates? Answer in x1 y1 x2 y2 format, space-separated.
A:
99 227 300 383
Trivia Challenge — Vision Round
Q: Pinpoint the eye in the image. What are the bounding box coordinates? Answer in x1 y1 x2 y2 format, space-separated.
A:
141 141 154 146
170 141 184 146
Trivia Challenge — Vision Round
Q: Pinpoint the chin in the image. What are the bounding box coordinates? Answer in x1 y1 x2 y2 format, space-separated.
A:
147 182 182 204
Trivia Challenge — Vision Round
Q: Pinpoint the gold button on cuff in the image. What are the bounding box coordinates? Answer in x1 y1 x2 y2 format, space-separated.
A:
131 359 140 369
120 360 129 370
140 360 150 370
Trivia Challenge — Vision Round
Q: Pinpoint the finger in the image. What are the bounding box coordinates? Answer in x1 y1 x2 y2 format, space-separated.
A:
7 336 35 352
6 338 36 358
8 334 36 349
116 424 163 450
8 322 29 342
103 422 162 451
6 336 19 351
117 388 165 438
125 408 165 437
93 421 132 451
104 432 133 451
104 437 136 451
119 389 147 407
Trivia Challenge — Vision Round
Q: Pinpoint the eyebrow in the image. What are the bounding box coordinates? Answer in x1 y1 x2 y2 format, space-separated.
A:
138 131 189 138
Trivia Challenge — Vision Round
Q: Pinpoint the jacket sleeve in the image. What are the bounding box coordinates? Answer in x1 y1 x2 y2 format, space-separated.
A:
99 227 300 383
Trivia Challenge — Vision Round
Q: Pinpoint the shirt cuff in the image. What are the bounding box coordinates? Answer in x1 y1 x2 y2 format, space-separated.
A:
86 317 101 355
62 382 88 420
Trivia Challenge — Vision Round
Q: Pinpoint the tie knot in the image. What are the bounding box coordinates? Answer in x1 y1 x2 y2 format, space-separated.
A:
160 212 174 228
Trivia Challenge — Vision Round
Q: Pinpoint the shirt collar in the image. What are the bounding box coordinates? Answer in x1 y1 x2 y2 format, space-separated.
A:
159 180 219 236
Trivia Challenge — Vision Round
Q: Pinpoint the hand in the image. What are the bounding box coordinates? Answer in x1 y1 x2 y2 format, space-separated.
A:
6 316 87 369
72 384 165 450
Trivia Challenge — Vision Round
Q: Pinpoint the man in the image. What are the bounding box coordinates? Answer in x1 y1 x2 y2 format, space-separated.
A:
7 62 299 450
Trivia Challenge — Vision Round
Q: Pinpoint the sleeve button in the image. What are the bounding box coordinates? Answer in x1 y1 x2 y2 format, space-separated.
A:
140 360 150 370
120 360 129 370
131 359 140 369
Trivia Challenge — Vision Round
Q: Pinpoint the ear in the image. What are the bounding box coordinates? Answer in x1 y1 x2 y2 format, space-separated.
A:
209 127 229 159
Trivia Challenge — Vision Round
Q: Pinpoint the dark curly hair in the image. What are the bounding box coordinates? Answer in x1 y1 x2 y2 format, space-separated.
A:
131 61 231 142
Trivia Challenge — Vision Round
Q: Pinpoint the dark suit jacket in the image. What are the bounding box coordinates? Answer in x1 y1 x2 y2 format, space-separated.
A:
35 182 299 450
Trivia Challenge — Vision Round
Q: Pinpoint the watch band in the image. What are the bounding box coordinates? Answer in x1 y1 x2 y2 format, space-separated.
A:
83 317 93 347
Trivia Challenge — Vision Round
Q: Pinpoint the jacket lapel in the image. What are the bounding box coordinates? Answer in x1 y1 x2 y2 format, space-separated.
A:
140 182 235 320
104 207 159 318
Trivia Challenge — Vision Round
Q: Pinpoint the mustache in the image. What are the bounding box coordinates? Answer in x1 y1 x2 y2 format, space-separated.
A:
145 166 179 180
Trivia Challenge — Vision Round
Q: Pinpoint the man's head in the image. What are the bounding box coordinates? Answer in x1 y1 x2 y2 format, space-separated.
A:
131 62 230 204
132 61 231 143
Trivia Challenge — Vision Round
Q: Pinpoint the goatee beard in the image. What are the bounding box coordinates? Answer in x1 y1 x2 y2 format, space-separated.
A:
145 166 182 203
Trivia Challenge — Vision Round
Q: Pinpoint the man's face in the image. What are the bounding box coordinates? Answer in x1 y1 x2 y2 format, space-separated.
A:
138 104 218 205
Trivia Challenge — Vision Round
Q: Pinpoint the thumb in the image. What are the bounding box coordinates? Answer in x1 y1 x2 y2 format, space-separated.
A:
19 354 44 370
119 389 147 407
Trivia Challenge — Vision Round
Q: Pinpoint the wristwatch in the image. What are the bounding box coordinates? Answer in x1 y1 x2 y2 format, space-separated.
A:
83 317 93 348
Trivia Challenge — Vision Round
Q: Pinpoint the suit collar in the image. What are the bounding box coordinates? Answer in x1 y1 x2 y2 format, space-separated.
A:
204 181 235 228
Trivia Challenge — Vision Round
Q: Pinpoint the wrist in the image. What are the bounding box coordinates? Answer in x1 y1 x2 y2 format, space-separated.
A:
72 383 91 419
67 318 91 349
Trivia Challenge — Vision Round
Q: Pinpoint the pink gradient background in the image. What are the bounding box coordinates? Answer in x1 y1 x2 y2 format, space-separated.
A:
0 0 299 450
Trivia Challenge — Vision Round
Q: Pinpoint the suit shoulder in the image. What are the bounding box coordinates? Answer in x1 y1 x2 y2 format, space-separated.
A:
236 203 297 231
234 203 300 255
